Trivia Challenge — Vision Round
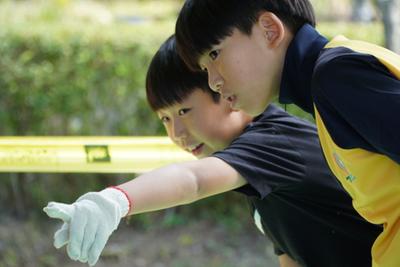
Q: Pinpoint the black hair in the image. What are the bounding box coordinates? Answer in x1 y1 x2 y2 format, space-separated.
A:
176 0 316 70
146 35 220 111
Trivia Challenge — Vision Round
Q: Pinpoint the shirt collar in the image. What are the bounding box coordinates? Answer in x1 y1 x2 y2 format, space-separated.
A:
279 24 328 114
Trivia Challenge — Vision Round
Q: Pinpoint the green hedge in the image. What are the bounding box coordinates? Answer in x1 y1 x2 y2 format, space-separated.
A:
0 22 173 135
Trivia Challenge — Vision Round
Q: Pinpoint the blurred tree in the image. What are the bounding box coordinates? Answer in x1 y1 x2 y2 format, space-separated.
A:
352 0 375 22
352 0 400 53
377 0 400 53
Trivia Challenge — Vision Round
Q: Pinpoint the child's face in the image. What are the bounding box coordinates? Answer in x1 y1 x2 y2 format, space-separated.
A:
157 89 252 159
198 14 289 116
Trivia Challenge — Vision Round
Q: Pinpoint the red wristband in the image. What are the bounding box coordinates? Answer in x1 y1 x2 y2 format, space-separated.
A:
109 186 132 215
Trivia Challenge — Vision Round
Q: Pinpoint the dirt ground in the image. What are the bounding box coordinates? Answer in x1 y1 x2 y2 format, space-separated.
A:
0 217 279 267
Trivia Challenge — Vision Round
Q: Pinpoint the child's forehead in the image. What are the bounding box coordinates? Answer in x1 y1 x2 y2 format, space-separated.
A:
158 89 203 108
158 89 216 112
183 88 213 102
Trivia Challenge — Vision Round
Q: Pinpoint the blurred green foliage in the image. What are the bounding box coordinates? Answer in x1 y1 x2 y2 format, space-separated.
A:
0 25 169 135
0 0 384 228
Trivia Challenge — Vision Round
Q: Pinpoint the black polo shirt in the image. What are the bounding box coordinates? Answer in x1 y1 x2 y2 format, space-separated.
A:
213 104 382 267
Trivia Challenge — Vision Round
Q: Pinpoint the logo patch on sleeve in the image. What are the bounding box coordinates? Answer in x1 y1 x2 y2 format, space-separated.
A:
333 152 356 182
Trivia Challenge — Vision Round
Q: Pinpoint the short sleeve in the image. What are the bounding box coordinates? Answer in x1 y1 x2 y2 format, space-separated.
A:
213 123 306 199
313 50 400 164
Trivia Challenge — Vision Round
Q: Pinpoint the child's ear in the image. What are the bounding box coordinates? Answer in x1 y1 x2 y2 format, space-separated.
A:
257 11 285 49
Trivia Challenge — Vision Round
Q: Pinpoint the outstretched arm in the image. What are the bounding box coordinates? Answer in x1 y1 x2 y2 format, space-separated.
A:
120 157 246 215
43 156 246 266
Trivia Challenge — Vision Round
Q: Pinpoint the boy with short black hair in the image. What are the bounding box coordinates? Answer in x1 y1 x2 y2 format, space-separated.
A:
44 36 381 267
175 1 400 266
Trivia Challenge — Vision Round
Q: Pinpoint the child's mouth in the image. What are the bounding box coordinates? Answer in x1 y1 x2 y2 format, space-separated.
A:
190 143 204 156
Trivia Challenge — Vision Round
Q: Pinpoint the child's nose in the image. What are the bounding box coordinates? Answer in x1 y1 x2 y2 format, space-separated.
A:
172 119 187 142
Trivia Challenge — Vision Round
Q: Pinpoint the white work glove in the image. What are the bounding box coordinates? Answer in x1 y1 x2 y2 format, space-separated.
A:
43 187 131 266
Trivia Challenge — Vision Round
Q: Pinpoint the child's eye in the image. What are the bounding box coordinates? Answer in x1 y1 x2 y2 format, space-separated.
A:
209 50 220 61
160 116 170 123
178 108 191 116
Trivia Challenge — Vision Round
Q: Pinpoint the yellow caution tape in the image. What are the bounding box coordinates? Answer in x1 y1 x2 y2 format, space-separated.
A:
0 136 195 173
